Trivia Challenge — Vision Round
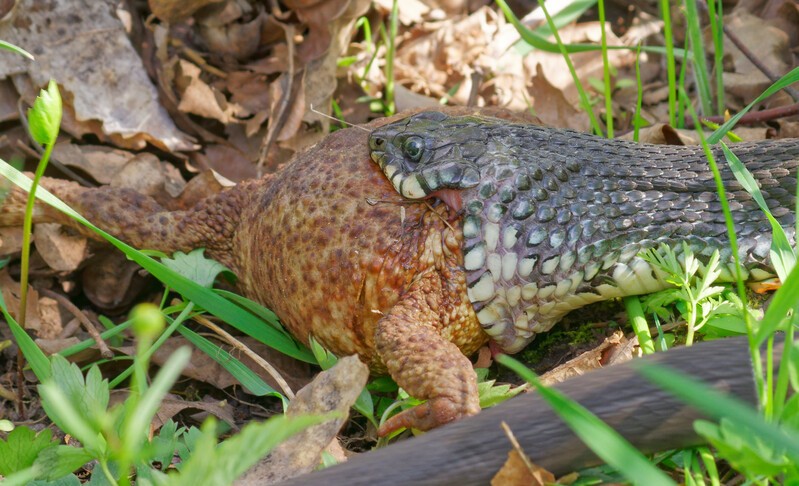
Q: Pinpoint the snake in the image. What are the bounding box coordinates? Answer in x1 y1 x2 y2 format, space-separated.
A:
369 111 798 353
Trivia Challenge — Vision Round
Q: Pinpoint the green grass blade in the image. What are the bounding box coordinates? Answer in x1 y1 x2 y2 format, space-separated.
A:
638 363 799 458
0 159 317 364
624 296 655 354
706 0 725 115
682 0 713 115
513 0 598 55
496 0 690 59
659 0 676 126
0 40 33 60
123 347 191 452
383 0 398 115
177 326 284 402
721 143 795 282
0 290 51 381
755 259 799 345
708 67 799 143
633 45 645 141
530 0 602 135
58 320 132 358
498 355 676 486
597 0 612 137
215 289 291 337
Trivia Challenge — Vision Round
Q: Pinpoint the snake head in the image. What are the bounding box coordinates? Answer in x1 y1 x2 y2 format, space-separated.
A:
369 112 485 201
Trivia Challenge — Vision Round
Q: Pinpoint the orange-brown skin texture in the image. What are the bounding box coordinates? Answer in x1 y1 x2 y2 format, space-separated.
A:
0 112 509 433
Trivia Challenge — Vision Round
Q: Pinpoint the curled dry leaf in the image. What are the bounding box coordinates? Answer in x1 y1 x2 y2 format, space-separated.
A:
0 0 194 151
148 0 224 23
108 390 238 431
119 336 313 395
283 0 354 62
394 7 501 105
492 450 556 486
198 3 268 60
539 331 629 386
373 0 430 25
153 396 237 431
176 60 244 124
235 355 369 485
492 422 556 486
33 223 88 273
82 250 151 313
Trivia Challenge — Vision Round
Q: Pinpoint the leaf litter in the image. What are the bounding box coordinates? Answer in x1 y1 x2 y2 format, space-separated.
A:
0 0 797 481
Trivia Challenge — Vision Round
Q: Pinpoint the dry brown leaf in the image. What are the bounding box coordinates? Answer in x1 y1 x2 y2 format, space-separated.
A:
33 223 88 273
394 7 501 105
108 390 238 431
539 331 628 386
0 268 41 336
35 337 81 356
492 450 555 486
168 170 234 210
296 0 370 132
530 64 590 131
105 153 187 205
283 0 352 62
394 84 440 112
0 226 24 256
246 43 290 75
198 4 268 60
120 336 313 395
374 0 430 25
191 144 259 182
733 0 799 44
0 79 17 123
36 296 64 340
0 125 29 163
176 60 243 124
148 0 223 23
81 250 150 313
777 120 799 138
153 397 237 431
719 11 793 104
267 72 306 143
226 71 271 116
622 124 772 145
0 0 194 152
235 355 369 485
53 143 137 185
492 422 557 486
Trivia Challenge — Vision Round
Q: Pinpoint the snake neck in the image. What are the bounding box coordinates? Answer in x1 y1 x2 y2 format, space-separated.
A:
458 128 799 352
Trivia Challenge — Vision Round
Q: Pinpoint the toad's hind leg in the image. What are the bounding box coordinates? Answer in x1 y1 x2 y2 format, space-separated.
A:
0 176 247 268
375 271 480 436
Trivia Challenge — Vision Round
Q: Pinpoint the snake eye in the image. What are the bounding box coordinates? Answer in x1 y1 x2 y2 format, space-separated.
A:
402 136 424 162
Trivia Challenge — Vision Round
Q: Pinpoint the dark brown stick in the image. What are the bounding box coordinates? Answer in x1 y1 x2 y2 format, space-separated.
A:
278 336 776 486
722 25 799 103
684 102 799 128
39 288 113 359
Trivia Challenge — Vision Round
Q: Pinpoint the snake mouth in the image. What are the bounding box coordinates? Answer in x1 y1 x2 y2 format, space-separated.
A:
431 189 463 212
